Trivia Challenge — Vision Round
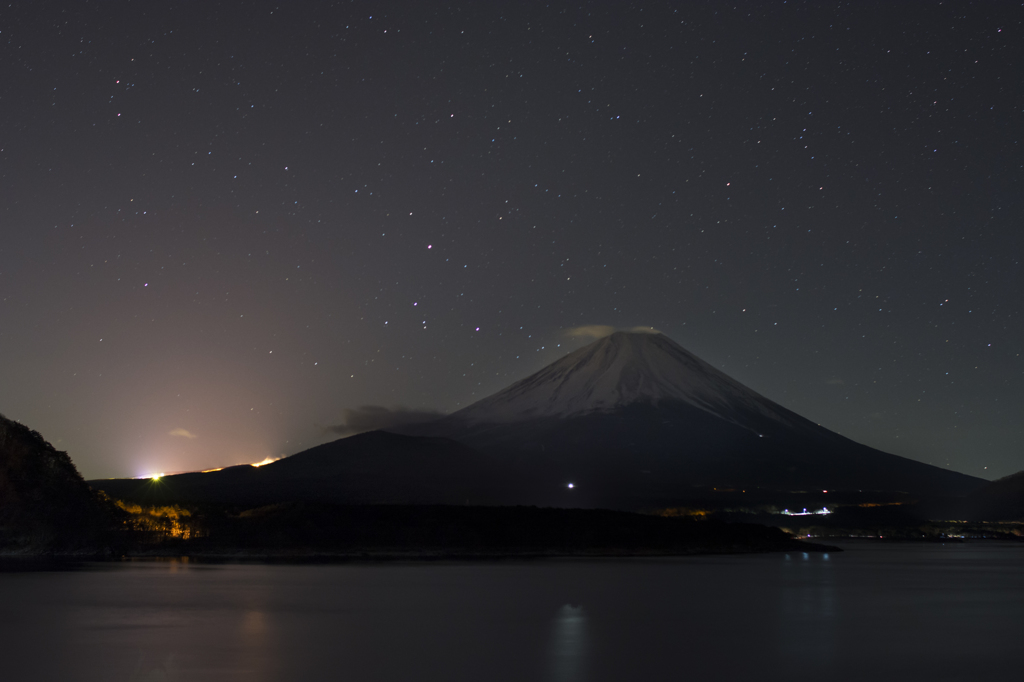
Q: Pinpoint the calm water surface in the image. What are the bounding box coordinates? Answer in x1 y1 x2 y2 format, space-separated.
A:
1 542 1022 681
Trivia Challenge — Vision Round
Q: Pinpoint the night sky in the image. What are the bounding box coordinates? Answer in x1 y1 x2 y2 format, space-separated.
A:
1 2 1021 481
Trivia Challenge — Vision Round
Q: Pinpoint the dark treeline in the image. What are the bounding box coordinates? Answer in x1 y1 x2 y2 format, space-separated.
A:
127 502 826 558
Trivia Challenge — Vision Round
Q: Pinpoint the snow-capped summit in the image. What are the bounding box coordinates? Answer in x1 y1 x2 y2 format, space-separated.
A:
445 331 799 431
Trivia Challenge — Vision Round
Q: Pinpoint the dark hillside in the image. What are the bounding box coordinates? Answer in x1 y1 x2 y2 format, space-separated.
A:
0 413 120 554
957 471 1024 521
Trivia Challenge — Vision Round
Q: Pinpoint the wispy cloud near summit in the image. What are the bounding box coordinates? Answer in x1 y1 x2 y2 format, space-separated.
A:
563 325 660 340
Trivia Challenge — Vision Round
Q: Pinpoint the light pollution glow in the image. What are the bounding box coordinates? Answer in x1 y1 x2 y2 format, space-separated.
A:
142 456 281 480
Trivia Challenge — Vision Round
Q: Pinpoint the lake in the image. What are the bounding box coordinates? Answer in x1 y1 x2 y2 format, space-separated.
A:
1 542 1021 681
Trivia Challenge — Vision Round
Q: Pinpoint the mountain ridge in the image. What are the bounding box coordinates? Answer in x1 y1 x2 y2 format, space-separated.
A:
94 331 987 509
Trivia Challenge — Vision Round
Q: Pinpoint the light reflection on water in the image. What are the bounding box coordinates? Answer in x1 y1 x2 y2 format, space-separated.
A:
778 550 835 662
549 604 587 682
1 543 1022 682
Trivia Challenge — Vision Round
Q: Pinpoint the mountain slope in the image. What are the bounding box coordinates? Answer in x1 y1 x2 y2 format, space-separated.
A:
92 431 508 506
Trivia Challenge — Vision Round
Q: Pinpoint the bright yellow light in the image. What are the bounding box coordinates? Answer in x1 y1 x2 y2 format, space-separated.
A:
250 456 280 468
150 473 164 481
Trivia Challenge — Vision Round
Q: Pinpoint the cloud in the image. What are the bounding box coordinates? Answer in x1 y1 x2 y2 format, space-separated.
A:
564 325 618 339
563 325 661 339
168 428 198 439
324 406 445 437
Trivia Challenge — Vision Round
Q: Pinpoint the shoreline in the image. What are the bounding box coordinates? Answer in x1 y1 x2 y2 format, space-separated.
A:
1 538 839 564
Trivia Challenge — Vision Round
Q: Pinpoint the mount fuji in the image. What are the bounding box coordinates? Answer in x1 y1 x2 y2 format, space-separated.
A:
406 331 983 507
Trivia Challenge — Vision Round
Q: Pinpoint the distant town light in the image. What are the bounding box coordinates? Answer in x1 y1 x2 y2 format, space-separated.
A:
780 507 831 517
